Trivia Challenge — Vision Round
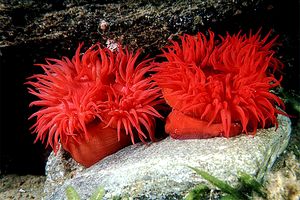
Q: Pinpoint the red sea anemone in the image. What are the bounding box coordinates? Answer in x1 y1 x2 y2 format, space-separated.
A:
153 30 285 139
27 43 163 167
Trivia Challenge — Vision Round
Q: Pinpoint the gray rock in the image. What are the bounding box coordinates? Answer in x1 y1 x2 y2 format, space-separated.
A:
44 114 291 199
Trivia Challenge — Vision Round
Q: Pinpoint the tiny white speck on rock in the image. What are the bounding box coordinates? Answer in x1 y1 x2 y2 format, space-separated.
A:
106 39 119 52
19 189 25 193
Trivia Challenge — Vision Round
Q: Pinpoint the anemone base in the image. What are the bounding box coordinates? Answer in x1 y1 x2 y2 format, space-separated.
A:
165 110 243 139
62 122 132 168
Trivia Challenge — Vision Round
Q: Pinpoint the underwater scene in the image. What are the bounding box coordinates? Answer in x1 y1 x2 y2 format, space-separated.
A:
0 0 299 199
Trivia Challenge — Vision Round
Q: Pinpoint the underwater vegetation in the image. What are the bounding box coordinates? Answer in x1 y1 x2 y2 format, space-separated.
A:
66 185 105 200
186 167 267 200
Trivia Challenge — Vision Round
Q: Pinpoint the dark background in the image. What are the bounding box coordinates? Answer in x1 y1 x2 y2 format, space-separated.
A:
0 0 299 175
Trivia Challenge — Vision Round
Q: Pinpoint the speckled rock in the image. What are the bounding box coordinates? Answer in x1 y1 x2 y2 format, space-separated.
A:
0 0 267 53
43 115 291 199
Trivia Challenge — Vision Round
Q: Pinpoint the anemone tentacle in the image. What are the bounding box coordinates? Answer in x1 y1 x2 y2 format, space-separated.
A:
153 30 285 138
100 48 163 144
27 44 163 153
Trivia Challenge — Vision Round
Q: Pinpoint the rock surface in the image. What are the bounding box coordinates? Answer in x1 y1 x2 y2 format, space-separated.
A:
0 0 265 53
0 175 45 199
44 115 291 199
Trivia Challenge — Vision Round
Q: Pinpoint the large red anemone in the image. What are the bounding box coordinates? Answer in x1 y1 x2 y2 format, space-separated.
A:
27 43 163 166
153 30 285 139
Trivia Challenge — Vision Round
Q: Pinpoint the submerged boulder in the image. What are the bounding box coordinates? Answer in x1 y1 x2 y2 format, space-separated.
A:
43 114 291 199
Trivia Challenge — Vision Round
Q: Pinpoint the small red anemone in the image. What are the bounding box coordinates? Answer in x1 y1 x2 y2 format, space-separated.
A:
27 43 163 167
153 30 285 139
